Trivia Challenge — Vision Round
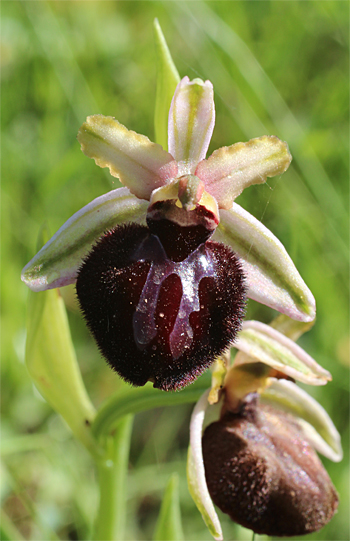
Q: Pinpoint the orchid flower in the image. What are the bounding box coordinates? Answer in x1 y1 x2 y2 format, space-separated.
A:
188 318 342 540
21 77 315 391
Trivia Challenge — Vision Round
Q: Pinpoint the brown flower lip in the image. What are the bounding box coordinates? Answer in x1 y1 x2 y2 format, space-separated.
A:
76 222 246 391
202 394 339 537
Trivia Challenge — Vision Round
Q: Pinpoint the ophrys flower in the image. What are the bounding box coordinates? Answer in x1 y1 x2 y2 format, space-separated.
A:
188 318 341 540
21 77 315 391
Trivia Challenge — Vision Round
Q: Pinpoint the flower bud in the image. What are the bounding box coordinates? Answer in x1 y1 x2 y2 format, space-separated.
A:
202 394 338 536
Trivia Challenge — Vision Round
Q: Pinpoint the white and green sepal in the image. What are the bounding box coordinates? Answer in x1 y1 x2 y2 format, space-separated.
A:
234 320 330 385
214 204 316 322
21 188 148 291
261 379 343 462
187 390 223 541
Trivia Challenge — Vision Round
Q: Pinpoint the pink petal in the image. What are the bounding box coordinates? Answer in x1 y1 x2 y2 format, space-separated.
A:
78 115 178 200
196 136 292 209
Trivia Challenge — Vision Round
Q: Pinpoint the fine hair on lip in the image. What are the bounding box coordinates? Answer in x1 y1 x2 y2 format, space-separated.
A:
76 222 246 391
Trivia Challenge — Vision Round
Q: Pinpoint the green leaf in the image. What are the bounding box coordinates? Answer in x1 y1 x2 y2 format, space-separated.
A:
153 473 184 541
1 434 51 455
25 226 98 456
93 415 134 541
153 18 180 150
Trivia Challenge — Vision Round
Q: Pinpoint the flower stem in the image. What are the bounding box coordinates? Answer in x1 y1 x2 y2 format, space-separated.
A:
93 414 133 541
92 376 210 440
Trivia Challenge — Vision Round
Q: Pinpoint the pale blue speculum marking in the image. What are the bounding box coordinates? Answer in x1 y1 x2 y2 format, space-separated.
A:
132 235 215 360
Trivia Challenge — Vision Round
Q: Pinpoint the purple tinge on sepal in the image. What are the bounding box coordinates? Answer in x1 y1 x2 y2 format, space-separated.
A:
78 115 178 200
21 188 149 291
188 390 223 541
234 320 331 385
195 135 292 210
214 203 316 322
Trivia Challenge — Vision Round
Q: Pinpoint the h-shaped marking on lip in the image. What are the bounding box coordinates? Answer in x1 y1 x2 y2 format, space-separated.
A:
132 235 215 360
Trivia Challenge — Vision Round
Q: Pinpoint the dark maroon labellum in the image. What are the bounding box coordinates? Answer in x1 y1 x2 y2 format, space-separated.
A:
76 222 246 391
202 395 339 536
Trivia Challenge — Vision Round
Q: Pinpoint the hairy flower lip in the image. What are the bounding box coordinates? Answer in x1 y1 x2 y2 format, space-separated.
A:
202 396 339 537
187 321 342 539
76 226 246 391
22 77 315 325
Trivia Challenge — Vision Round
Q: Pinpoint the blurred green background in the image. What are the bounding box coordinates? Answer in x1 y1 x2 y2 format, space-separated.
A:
1 1 349 540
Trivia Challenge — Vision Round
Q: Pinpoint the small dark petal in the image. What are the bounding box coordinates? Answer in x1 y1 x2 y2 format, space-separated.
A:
76 223 246 391
202 396 338 537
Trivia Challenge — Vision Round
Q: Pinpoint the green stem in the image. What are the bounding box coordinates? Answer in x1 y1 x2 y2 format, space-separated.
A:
91 376 210 539
93 415 134 541
92 376 211 440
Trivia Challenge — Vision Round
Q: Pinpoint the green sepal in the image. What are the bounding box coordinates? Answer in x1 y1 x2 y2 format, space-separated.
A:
261 379 342 462
215 204 316 322
153 18 180 150
21 188 148 292
187 445 222 540
25 226 98 456
187 391 223 541
270 313 315 341
153 473 184 541
235 321 331 385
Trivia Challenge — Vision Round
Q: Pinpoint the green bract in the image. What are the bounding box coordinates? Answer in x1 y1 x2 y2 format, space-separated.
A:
153 19 180 151
25 229 97 456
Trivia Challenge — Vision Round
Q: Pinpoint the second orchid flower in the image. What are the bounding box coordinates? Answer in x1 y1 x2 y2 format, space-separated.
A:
188 317 341 540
